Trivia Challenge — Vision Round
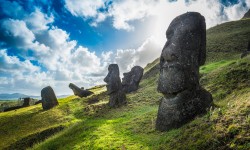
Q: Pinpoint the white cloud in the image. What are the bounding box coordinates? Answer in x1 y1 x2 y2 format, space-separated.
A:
71 46 100 69
1 0 249 96
0 9 105 95
102 37 161 74
0 49 39 74
224 1 249 20
0 49 51 94
65 0 249 32
65 0 107 27
135 37 162 67
25 8 54 33
108 0 158 31
0 19 35 49
65 0 104 18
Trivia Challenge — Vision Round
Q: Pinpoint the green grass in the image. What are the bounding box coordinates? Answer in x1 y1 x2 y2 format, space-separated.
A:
0 55 249 150
31 56 250 150
201 56 250 101
1 18 250 150
207 18 250 53
144 58 160 74
200 60 235 74
0 100 19 112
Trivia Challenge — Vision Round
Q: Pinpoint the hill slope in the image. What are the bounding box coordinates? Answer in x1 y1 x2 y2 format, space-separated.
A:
0 19 250 150
0 93 30 100
242 9 250 19
1 56 249 150
207 18 250 53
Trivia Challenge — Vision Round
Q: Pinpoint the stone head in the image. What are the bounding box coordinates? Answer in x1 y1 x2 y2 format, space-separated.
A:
69 83 75 90
69 83 82 95
131 66 144 83
122 66 144 85
104 64 121 94
158 12 206 95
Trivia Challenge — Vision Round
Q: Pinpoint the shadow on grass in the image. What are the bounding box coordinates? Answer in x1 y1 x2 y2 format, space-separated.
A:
4 125 64 150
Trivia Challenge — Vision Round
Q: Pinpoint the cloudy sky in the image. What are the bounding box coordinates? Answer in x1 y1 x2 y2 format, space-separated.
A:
0 0 249 96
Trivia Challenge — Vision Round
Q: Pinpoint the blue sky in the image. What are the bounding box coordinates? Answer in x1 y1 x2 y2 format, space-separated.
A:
0 0 249 95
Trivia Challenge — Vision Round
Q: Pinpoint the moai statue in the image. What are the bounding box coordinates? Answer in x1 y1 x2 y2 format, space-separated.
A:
156 12 213 131
122 66 144 93
69 83 93 98
22 97 31 107
41 86 58 110
104 64 126 107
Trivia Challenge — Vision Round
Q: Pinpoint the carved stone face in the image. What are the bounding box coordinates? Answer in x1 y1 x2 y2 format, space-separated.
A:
122 66 143 86
157 12 206 95
104 64 121 94
122 66 144 93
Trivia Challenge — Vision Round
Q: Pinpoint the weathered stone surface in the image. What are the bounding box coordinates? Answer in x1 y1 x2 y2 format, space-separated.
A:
156 12 213 131
104 64 126 107
22 97 31 107
241 41 250 58
35 100 42 105
108 90 126 107
41 86 58 110
122 66 144 93
69 83 93 98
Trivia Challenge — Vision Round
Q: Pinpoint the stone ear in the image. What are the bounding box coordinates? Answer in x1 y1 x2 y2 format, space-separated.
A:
198 15 206 66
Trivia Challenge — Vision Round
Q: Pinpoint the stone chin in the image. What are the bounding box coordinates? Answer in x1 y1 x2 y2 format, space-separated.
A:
157 66 187 94
106 83 119 95
106 85 113 95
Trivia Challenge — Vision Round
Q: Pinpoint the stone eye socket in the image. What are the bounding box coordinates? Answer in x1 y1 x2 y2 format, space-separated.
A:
171 54 178 61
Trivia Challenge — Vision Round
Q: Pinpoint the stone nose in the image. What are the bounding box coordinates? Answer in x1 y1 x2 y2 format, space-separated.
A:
104 75 109 82
162 49 178 63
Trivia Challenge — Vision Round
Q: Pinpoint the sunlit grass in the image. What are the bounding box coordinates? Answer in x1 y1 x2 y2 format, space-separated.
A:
1 55 249 150
29 55 250 149
1 18 250 149
200 60 236 74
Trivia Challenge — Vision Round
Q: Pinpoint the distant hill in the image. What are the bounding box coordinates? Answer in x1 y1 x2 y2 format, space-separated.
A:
0 93 69 100
0 93 31 100
242 9 250 18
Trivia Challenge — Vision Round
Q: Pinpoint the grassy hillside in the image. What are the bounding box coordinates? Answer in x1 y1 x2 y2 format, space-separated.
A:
0 19 250 150
0 55 249 150
207 18 250 53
